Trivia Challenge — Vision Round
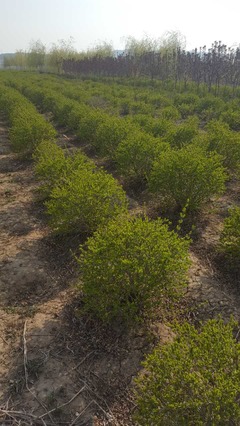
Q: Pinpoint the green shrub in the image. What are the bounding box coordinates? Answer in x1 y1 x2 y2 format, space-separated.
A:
10 113 56 153
178 102 196 118
219 206 240 262
33 141 94 196
148 118 173 138
135 318 240 426
0 85 56 153
196 95 225 121
206 120 240 173
66 104 90 131
46 167 128 234
130 101 153 115
116 130 170 181
174 93 200 108
160 106 180 121
94 116 133 157
130 115 172 138
149 146 226 211
164 117 199 149
76 109 107 144
78 216 190 324
221 110 240 131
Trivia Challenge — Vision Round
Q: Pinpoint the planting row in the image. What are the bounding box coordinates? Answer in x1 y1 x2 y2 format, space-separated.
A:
0 83 56 153
3 74 237 214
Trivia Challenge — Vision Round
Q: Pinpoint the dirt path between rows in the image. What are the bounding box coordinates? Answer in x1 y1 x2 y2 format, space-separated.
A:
0 120 88 424
0 118 240 425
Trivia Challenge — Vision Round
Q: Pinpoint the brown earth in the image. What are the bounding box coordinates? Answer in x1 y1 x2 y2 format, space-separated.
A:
0 119 240 425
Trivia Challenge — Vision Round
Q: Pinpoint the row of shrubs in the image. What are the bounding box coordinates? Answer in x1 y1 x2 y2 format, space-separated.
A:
29 73 240 128
0 83 56 153
6 74 240 184
4 75 236 216
22 72 240 127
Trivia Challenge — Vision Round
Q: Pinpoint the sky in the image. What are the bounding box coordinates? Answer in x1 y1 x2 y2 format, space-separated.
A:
1 0 240 53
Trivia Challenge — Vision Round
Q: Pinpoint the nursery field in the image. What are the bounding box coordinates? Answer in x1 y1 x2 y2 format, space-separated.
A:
0 70 240 425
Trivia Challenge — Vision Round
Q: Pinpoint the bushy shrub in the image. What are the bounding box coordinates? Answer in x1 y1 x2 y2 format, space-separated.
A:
148 94 171 108
10 113 56 153
219 206 240 262
78 216 190 324
116 130 170 181
76 109 107 144
130 101 153 115
33 141 94 196
94 116 133 157
130 115 172 138
164 117 199 148
135 318 240 426
66 104 90 131
196 95 225 121
178 102 196 118
149 146 226 211
46 167 128 234
0 85 56 153
221 109 240 131
206 120 240 173
160 106 180 121
148 118 173 138
174 93 200 108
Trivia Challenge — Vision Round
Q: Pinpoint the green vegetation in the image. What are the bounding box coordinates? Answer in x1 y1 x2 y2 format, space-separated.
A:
149 146 227 211
33 141 94 197
0 84 56 153
45 166 128 234
219 206 240 262
78 216 190 324
135 318 240 425
0 62 240 425
116 130 170 181
206 120 240 173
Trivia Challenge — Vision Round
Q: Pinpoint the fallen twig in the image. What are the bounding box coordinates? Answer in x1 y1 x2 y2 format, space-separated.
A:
72 351 96 371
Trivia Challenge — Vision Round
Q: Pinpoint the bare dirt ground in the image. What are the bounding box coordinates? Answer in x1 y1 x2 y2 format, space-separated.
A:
0 119 240 425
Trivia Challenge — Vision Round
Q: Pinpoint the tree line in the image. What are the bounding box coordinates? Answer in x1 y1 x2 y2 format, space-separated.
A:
62 41 240 93
4 33 240 92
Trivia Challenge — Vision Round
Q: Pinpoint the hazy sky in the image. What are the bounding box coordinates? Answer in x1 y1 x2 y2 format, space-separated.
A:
1 0 240 53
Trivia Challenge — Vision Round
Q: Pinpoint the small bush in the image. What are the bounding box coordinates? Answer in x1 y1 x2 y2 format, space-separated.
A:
221 109 240 131
78 216 190 324
94 116 133 157
164 117 199 149
116 130 170 181
66 104 90 131
219 206 240 262
160 106 180 121
206 120 240 172
10 113 56 153
0 85 56 153
135 318 240 425
196 95 225 121
149 146 226 211
76 109 107 144
33 141 94 196
46 167 128 234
